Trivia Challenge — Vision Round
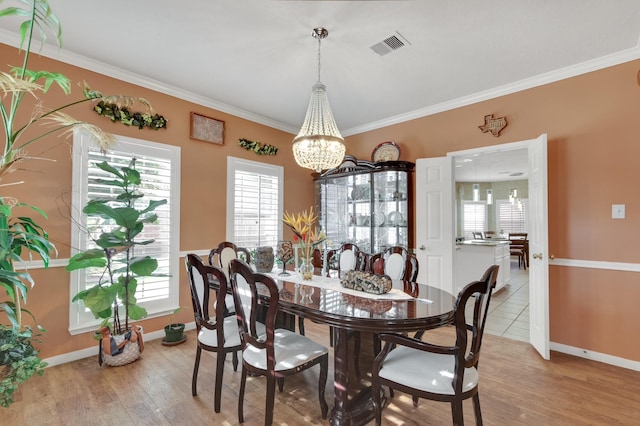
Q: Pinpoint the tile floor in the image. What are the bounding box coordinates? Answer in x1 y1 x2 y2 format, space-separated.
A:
483 261 530 342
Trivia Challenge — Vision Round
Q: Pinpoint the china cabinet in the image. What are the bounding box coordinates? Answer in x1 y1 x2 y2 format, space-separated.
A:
314 155 414 254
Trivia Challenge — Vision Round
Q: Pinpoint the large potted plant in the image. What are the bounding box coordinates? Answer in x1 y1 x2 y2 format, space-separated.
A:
0 0 164 400
0 199 54 406
66 159 167 366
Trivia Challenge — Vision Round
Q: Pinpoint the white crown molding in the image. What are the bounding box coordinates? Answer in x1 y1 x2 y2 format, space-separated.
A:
342 45 640 136
0 30 298 135
4 29 639 139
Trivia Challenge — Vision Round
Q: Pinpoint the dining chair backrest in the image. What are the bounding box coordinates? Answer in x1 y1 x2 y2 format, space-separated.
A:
229 257 329 425
326 243 364 276
209 241 251 279
371 263 500 425
457 264 499 369
369 246 419 281
185 253 242 413
229 259 278 364
472 231 484 239
185 254 228 338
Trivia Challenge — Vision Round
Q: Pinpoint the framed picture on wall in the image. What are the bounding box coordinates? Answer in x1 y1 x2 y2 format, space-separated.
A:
190 112 225 145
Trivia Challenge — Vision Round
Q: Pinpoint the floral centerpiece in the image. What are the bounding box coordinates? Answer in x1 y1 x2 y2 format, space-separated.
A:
283 207 325 280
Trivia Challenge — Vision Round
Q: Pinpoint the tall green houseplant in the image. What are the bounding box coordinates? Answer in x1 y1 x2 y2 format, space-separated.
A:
66 159 167 335
0 0 162 402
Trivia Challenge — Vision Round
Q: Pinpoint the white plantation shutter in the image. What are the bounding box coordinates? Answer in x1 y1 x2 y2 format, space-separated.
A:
227 157 283 249
462 201 487 239
70 131 180 333
497 199 528 234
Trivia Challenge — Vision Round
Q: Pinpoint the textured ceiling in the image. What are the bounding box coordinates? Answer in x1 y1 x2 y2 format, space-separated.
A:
1 0 639 138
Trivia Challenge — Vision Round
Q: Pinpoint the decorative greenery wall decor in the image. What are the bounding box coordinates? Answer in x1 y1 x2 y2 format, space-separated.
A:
238 138 278 155
93 100 168 130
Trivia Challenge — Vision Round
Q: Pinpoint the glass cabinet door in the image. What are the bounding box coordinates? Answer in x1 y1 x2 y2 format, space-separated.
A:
371 170 409 252
316 157 414 255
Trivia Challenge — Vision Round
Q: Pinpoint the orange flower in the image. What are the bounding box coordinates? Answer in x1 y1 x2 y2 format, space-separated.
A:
283 207 326 262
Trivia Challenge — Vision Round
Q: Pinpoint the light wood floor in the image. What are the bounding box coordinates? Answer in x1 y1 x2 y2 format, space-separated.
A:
4 322 640 425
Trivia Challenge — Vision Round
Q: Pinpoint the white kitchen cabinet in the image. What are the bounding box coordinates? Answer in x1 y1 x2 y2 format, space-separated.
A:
454 241 510 294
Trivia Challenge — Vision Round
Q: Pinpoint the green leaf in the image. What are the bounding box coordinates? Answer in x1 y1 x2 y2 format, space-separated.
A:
83 286 117 315
66 249 106 271
127 304 147 320
141 199 167 214
130 257 157 276
95 161 123 179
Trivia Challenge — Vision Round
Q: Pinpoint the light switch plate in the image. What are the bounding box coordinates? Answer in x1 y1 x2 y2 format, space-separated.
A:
612 204 625 219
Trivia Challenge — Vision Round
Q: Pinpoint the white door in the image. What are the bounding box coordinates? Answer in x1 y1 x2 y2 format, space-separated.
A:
527 134 550 359
415 134 549 359
415 157 454 295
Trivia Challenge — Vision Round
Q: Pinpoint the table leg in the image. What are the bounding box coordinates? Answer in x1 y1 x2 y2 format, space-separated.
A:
330 328 379 426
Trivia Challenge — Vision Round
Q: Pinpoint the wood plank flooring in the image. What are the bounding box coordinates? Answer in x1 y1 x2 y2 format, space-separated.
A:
4 322 640 425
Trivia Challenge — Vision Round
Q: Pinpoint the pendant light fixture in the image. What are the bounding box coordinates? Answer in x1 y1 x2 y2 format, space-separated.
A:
472 184 480 202
292 27 346 173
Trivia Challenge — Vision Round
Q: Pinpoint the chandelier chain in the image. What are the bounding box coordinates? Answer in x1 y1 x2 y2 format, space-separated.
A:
317 36 321 83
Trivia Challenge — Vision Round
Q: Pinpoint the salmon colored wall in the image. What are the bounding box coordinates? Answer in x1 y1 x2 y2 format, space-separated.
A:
1 43 315 358
345 59 640 362
4 38 640 364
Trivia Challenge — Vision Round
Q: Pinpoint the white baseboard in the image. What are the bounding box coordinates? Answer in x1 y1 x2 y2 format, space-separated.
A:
43 322 196 368
550 341 640 372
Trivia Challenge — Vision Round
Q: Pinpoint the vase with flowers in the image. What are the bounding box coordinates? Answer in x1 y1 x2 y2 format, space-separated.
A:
283 207 326 280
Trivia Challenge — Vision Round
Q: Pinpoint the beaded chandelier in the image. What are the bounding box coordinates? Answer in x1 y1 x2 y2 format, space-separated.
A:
292 27 345 173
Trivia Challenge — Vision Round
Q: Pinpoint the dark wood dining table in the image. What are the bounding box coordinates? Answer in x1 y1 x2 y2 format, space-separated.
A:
268 273 456 426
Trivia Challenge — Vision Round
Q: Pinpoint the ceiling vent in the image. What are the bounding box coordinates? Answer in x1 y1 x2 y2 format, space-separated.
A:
370 32 410 56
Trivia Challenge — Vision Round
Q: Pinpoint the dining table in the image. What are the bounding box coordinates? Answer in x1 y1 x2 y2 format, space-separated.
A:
263 270 457 426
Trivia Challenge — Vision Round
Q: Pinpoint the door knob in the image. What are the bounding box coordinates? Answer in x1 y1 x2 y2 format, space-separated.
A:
549 254 555 260
419 245 426 250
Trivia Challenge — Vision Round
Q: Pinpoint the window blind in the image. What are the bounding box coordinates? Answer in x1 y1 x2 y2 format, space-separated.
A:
70 131 180 333
497 199 528 234
227 157 283 250
462 201 487 239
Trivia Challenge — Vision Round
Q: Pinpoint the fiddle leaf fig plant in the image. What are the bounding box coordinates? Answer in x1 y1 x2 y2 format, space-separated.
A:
66 159 167 335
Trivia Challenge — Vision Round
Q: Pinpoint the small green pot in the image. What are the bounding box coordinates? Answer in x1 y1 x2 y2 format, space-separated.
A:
163 323 185 343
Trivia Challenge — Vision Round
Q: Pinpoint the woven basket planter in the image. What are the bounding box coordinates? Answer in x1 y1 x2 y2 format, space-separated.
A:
99 325 144 367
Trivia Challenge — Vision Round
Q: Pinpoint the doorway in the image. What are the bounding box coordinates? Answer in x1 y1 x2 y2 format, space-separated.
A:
414 134 549 359
454 148 530 342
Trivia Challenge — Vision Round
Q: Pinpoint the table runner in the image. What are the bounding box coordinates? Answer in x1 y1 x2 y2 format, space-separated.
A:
265 271 414 301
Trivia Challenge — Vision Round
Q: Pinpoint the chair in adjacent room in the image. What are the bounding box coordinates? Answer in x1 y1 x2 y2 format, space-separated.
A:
372 264 500 426
472 231 484 239
508 233 528 269
208 241 252 314
185 253 243 413
229 259 329 426
483 231 496 239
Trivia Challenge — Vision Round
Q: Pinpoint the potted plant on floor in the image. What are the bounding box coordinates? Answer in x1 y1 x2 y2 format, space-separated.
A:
162 307 185 345
0 0 122 404
1 0 166 402
0 200 55 406
66 159 167 366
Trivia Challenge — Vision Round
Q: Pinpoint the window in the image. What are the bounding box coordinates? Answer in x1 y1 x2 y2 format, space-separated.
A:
69 131 180 334
462 201 487 239
227 157 283 248
497 199 528 234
